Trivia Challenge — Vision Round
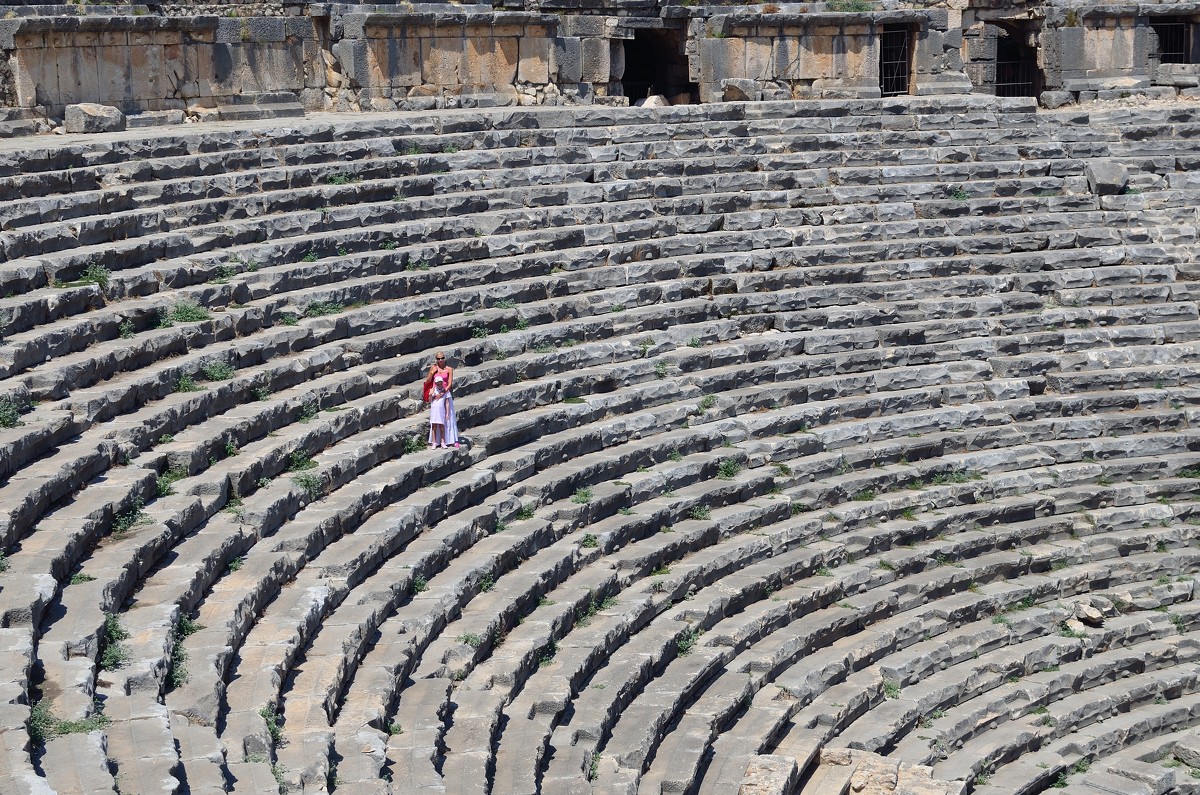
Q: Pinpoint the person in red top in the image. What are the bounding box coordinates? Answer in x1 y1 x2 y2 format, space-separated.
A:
424 352 459 448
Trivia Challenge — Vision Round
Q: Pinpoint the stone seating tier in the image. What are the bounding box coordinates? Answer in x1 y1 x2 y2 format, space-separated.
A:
2 98 1200 794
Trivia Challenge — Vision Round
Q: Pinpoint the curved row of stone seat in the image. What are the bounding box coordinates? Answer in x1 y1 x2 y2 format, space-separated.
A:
650 560 1199 794
544 482 1200 792
709 532 1200 794
1 157 1125 406
369 396 1200 792
0 152 1115 377
2 99 1200 794
0 175 1171 569
248 360 1118 792
0 99 1180 369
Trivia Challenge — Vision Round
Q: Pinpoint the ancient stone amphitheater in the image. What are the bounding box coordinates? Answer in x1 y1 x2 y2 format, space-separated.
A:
8 7 1200 793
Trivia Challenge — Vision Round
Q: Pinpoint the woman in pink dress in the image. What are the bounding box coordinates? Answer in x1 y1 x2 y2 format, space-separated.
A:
425 352 459 448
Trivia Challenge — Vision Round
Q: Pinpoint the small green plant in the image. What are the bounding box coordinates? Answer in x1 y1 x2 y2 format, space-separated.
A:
1059 622 1088 639
28 699 110 745
202 361 236 381
827 0 874 10
326 173 355 185
479 573 494 592
412 574 428 594
0 395 28 428
539 640 558 667
404 436 428 454
168 615 204 689
690 505 711 521
80 263 111 288
99 613 131 670
289 451 316 471
676 625 701 656
293 472 322 499
852 489 876 501
112 498 148 537
305 301 343 318
387 722 403 735
168 300 210 324
948 186 970 201
572 487 593 504
69 572 96 584
471 326 489 339
259 703 283 745
175 373 203 393
209 264 237 283
302 250 319 263
279 313 300 326
882 679 901 699
118 319 135 338
298 402 319 423
225 441 240 458
717 458 741 479
156 465 188 497
688 336 703 348
252 386 271 401
228 556 245 572
516 504 535 520
698 395 717 411
586 751 600 782
457 633 484 648
580 533 599 548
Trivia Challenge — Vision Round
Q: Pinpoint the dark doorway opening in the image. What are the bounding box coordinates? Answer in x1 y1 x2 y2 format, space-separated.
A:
879 25 913 96
1153 16 1193 64
621 29 696 103
994 28 1040 97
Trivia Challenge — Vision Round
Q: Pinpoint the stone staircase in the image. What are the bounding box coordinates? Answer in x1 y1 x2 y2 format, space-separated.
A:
2 96 1200 794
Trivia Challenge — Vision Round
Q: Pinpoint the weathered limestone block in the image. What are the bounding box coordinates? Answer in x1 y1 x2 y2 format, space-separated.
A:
1040 90 1074 109
467 35 518 86
64 102 125 133
1086 160 1129 196
518 36 551 84
723 78 758 101
422 36 465 86
739 754 799 794
332 39 370 89
553 36 582 83
580 37 610 82
700 37 745 86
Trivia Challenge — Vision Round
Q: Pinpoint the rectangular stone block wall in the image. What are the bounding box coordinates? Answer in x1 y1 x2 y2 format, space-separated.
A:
3 16 312 114
324 12 562 109
698 17 884 102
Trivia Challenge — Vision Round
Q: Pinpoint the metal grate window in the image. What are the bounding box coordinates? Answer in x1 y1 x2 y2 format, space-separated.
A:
993 60 1039 97
879 25 912 97
1153 19 1190 64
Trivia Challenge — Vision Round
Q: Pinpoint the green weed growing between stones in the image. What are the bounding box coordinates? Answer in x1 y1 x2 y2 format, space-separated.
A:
168 615 204 688
0 395 27 428
202 361 236 381
168 300 210 323
100 613 131 670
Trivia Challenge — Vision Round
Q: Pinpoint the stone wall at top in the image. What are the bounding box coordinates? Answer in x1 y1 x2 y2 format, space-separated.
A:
0 1 977 123
0 0 1196 127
